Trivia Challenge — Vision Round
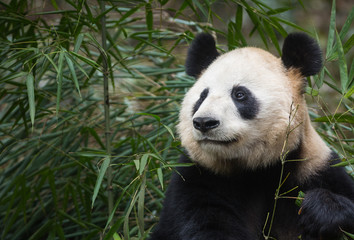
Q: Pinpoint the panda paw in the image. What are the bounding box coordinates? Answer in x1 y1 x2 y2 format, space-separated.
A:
299 188 354 240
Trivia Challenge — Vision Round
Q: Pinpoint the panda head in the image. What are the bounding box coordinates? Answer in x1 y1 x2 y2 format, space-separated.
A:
178 33 323 174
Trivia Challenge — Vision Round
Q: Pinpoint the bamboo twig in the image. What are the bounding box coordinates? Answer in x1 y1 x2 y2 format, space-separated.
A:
99 0 114 229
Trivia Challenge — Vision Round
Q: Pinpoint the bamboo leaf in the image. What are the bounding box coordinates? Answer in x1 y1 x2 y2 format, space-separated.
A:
342 229 354 238
50 0 59 10
162 124 175 140
92 156 110 208
139 154 149 175
64 52 81 98
69 51 101 69
332 158 354 167
157 167 164 190
28 219 55 240
56 50 64 116
74 33 84 53
335 31 349 93
0 71 27 83
26 73 35 128
137 175 146 236
43 53 59 72
344 85 354 98
113 233 122 240
263 20 281 55
314 114 354 124
339 7 354 40
137 112 161 122
326 0 336 59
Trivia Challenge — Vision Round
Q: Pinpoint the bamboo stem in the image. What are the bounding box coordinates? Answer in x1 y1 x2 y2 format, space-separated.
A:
100 0 114 228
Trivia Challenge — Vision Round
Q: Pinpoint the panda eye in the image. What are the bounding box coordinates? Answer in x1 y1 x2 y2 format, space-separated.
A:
233 90 246 100
235 91 245 99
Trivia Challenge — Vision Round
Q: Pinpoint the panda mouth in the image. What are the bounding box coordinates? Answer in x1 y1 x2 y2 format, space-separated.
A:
200 138 238 145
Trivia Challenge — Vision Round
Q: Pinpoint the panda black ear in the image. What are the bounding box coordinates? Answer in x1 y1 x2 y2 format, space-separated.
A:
185 33 219 78
281 33 323 77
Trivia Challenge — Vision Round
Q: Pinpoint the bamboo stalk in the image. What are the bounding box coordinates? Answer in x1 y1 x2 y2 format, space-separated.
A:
99 0 114 228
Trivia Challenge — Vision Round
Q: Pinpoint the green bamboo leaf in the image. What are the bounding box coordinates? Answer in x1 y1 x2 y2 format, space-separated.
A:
57 210 88 229
344 85 354 98
56 51 64 116
50 0 59 10
139 154 149 175
67 52 90 79
235 6 247 46
64 53 81 98
192 0 208 18
314 113 354 124
74 33 84 53
295 191 305 207
134 159 140 171
0 71 27 83
117 4 144 25
326 0 336 59
162 163 195 168
162 124 175 140
47 170 57 209
305 87 319 96
43 53 59 72
28 219 54 240
339 7 354 40
263 20 281 55
32 10 76 15
124 188 139 240
113 233 122 240
137 175 146 236
92 156 110 208
272 17 308 33
343 34 354 54
342 229 354 239
157 167 164 190
137 112 161 122
69 51 101 69
335 31 349 93
74 151 107 157
26 73 35 128
87 128 105 149
348 51 354 84
236 5 243 29
332 158 354 167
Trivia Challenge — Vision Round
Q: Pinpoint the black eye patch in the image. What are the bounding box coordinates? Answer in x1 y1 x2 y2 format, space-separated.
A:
192 88 209 116
231 86 259 120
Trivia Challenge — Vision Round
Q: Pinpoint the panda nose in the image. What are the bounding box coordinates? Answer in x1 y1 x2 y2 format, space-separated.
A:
193 117 220 132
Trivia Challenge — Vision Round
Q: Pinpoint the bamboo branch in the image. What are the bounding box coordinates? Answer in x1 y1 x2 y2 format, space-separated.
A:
100 0 114 228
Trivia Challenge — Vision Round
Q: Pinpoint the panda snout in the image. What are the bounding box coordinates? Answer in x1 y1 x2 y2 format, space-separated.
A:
193 117 220 132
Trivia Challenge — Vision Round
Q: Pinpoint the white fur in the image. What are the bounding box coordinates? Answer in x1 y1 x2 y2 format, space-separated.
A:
178 47 310 173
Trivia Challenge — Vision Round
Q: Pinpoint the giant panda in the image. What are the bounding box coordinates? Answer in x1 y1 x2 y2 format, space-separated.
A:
149 33 354 240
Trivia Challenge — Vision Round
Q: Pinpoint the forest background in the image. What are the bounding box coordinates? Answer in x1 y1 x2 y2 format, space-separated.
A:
0 0 353 239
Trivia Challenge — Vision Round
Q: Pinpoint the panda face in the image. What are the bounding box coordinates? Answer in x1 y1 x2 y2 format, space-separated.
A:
178 47 304 173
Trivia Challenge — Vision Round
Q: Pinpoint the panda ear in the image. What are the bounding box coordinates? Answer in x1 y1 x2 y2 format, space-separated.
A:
281 33 323 77
185 33 219 78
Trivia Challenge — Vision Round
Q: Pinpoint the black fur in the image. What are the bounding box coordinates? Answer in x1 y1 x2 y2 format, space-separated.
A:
281 33 323 77
149 151 354 240
231 86 259 120
192 88 209 115
185 33 219 78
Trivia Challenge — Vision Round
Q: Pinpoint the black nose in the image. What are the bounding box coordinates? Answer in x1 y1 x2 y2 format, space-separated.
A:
193 117 220 132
